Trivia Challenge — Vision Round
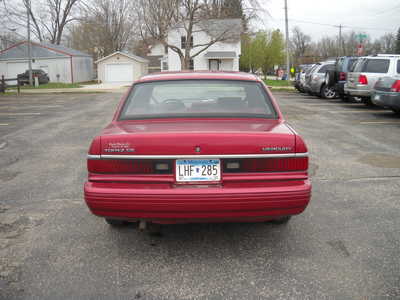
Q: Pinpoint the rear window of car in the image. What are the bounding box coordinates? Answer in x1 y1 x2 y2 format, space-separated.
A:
347 59 357 71
119 80 278 120
336 58 344 72
318 64 334 74
361 59 390 73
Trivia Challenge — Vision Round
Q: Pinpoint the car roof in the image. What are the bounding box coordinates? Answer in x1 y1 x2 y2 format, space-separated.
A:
136 71 261 83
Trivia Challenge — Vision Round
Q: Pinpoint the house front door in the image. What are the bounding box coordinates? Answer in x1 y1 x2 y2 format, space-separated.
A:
209 59 220 71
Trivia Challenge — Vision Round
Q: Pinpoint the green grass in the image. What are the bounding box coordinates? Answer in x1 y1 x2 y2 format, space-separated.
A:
20 82 82 89
264 79 292 87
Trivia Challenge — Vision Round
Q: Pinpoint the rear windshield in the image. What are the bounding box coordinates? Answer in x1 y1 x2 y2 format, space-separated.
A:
355 59 390 73
119 80 278 120
347 59 357 71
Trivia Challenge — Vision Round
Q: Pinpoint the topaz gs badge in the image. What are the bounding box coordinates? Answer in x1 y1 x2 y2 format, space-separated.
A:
104 142 135 153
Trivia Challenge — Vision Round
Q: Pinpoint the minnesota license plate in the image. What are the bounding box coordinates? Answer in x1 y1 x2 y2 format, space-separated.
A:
176 159 221 182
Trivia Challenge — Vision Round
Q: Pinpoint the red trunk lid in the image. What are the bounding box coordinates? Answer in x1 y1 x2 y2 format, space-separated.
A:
100 119 295 155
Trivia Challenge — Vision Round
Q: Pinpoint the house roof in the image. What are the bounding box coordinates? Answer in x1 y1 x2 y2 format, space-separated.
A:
199 19 242 42
204 51 237 59
170 18 242 42
0 41 91 60
95 51 149 64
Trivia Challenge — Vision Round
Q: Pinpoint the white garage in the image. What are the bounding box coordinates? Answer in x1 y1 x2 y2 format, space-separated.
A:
96 52 149 84
0 41 93 84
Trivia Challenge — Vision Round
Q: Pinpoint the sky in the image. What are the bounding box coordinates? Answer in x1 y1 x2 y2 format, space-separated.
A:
254 0 400 41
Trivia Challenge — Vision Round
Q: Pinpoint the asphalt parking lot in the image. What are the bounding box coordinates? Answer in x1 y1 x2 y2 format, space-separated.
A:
0 91 399 299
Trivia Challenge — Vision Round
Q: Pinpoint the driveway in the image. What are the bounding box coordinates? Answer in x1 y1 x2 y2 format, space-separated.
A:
0 92 399 299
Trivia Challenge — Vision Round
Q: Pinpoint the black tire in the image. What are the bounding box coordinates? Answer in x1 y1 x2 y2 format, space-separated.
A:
361 97 375 107
269 216 291 225
392 108 400 115
105 218 127 227
320 84 337 99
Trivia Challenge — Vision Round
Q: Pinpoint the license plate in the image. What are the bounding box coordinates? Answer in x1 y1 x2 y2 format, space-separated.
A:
176 159 221 182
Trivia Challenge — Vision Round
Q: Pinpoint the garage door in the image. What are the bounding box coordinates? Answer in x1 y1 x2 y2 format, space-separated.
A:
105 64 134 83
7 62 29 85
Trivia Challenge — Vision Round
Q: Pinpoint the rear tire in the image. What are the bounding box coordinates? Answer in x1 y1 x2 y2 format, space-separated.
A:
105 218 127 227
362 97 375 106
392 108 400 115
269 216 291 225
320 84 337 99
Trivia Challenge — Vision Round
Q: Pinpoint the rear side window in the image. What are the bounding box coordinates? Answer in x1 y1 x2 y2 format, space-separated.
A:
318 64 334 74
363 59 390 73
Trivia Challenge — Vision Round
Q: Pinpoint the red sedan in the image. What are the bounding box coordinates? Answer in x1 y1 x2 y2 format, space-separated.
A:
84 72 311 227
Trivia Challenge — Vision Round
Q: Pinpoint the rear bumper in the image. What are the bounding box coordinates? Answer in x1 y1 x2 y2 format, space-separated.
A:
344 85 371 97
84 180 311 224
371 91 400 109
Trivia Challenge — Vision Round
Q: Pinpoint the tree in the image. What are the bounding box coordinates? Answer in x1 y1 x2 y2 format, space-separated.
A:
69 0 136 60
135 0 242 70
379 33 396 54
396 27 400 54
290 26 311 65
239 30 284 76
1 0 81 44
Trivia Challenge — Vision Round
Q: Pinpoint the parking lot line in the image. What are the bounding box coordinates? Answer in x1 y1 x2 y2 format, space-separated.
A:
0 112 41 116
330 110 389 113
359 120 400 125
0 123 9 126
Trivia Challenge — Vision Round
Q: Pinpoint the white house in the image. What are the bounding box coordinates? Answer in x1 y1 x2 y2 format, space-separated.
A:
95 51 149 83
147 19 242 72
0 41 93 84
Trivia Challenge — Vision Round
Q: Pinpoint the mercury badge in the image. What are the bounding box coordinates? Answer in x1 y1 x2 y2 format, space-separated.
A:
262 146 292 152
195 146 201 153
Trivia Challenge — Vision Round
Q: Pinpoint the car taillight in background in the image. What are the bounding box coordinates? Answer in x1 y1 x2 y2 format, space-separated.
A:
358 75 368 85
391 80 400 92
339 72 346 81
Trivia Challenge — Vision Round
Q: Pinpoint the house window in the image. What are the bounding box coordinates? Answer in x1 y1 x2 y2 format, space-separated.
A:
164 45 168 54
162 61 168 71
181 36 193 49
189 59 194 70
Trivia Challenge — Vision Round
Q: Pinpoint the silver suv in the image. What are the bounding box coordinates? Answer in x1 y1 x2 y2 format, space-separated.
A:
305 61 337 99
345 54 400 105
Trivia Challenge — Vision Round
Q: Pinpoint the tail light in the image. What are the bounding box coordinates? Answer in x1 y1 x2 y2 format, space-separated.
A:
391 80 400 92
358 75 368 85
224 157 308 173
88 159 155 174
339 72 346 81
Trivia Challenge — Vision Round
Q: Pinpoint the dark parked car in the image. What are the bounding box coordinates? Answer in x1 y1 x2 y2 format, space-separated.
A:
17 69 50 85
326 56 358 101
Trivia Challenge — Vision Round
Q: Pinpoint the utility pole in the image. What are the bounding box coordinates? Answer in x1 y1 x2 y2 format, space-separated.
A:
284 0 290 81
27 0 33 86
338 24 342 57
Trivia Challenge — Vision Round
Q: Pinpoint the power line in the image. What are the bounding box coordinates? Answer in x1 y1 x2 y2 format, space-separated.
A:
287 18 395 32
